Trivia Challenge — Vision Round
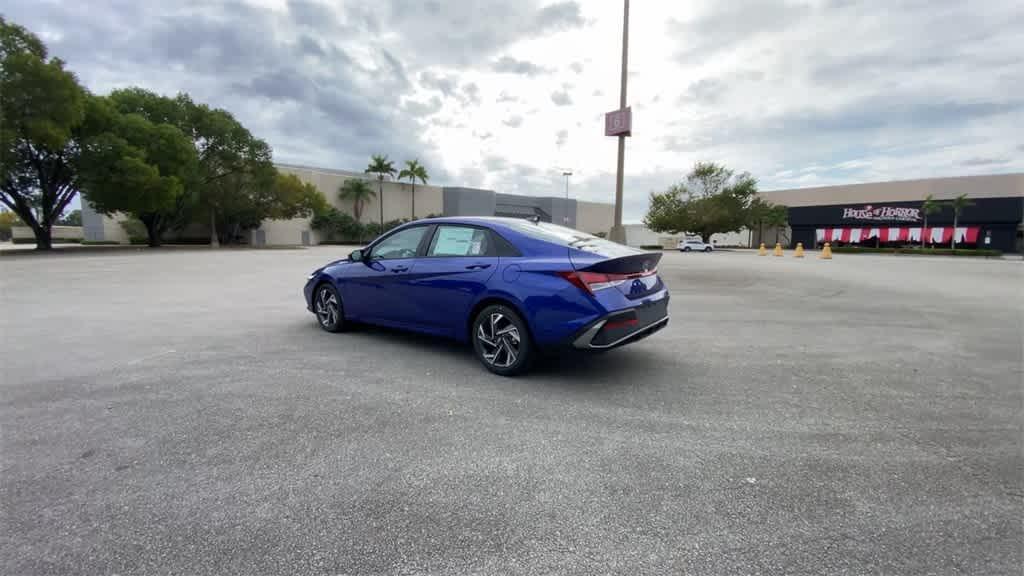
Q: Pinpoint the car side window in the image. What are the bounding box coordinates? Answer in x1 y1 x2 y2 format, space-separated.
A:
427 226 490 257
370 227 429 260
489 230 522 256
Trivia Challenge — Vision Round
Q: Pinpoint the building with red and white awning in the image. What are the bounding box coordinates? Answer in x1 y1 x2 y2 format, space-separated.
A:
815 227 981 245
760 173 1023 253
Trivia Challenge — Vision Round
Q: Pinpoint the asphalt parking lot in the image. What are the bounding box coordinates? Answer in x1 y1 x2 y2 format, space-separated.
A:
2 247 1021 575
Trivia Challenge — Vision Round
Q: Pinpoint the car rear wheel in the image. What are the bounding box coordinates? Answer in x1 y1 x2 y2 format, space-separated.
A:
704 246 712 252
472 305 534 376
682 247 691 252
314 283 346 333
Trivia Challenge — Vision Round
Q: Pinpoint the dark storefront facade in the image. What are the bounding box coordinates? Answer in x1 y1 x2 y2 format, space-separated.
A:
788 197 1023 253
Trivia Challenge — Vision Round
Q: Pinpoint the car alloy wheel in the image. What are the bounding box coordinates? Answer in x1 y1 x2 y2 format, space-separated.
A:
477 312 521 368
472 305 533 375
314 285 343 332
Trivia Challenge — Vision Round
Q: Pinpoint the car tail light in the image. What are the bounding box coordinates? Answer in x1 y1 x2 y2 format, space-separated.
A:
557 269 656 295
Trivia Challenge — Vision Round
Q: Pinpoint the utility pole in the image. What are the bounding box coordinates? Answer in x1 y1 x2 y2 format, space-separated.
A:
562 171 572 224
609 0 630 244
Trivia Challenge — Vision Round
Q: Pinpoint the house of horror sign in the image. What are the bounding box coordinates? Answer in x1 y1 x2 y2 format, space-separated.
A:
841 205 921 222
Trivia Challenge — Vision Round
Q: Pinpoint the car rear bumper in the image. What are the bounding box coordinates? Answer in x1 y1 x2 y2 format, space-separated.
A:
569 293 670 350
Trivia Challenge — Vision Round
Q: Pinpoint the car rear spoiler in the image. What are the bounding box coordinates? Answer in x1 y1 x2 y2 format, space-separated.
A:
576 252 662 275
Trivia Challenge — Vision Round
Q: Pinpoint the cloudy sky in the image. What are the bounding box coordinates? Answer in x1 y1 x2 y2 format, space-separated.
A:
5 0 1022 221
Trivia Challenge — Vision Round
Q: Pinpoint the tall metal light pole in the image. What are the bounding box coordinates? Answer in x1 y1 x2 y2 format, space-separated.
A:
562 171 572 224
609 0 630 243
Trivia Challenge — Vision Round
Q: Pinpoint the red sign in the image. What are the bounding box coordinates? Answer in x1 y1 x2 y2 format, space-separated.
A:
605 107 632 136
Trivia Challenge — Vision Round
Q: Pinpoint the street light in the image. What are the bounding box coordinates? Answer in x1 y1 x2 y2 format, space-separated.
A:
562 171 572 223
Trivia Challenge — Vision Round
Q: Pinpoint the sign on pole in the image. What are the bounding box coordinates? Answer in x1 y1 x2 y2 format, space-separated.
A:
604 107 632 137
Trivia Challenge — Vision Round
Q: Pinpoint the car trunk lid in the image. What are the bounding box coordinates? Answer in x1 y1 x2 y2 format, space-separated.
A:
568 246 663 299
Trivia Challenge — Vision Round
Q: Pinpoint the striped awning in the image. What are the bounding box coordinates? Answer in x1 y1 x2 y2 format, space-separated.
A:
815 227 981 244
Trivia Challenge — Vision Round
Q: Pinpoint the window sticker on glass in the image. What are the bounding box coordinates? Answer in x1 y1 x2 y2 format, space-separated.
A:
432 226 483 256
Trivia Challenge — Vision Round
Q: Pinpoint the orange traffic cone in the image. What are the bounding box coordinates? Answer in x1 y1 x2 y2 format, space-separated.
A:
820 242 833 259
794 242 805 258
758 243 767 256
773 243 783 256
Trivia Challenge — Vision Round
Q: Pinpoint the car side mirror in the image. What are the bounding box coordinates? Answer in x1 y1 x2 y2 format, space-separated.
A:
348 249 364 262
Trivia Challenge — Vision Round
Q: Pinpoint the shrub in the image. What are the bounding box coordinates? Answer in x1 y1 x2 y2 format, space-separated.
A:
311 208 364 242
0 211 20 241
119 219 149 244
312 210 444 243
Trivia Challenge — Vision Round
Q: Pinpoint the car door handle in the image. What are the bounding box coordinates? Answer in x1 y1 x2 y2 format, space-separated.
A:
465 263 491 270
390 266 409 273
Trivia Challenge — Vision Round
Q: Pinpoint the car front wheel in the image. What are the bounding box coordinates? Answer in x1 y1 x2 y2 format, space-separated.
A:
472 304 534 376
704 246 713 252
682 247 691 252
314 283 346 333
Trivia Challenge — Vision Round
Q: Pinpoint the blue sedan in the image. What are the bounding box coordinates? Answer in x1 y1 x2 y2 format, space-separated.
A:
304 217 669 375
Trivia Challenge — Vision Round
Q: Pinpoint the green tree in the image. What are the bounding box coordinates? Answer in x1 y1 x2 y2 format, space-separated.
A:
269 173 327 219
216 170 327 243
338 179 376 241
0 209 21 240
747 197 789 245
58 208 81 226
644 162 761 243
107 88 276 247
103 89 200 239
201 168 325 245
949 193 974 249
176 97 274 247
764 204 789 245
365 154 396 227
203 163 274 244
79 100 198 247
920 194 944 248
398 159 429 219
0 18 90 250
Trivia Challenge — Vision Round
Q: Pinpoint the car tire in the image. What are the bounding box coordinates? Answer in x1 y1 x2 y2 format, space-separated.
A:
472 304 534 376
313 283 346 333
704 246 712 252
683 247 691 252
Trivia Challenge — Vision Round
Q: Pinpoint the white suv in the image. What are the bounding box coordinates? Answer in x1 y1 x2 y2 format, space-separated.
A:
677 238 713 252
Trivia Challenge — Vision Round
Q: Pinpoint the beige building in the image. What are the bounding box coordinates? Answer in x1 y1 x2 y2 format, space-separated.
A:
81 162 616 246
576 200 615 236
255 164 447 246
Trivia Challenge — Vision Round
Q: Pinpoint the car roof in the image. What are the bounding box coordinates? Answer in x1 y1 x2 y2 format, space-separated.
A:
404 216 539 230
411 216 522 224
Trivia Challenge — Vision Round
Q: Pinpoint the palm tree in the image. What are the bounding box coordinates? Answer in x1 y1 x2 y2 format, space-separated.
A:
949 193 975 249
398 159 429 219
338 179 376 239
365 154 396 227
920 194 944 248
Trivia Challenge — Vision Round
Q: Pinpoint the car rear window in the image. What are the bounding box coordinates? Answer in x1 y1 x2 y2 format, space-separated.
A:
501 220 639 258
